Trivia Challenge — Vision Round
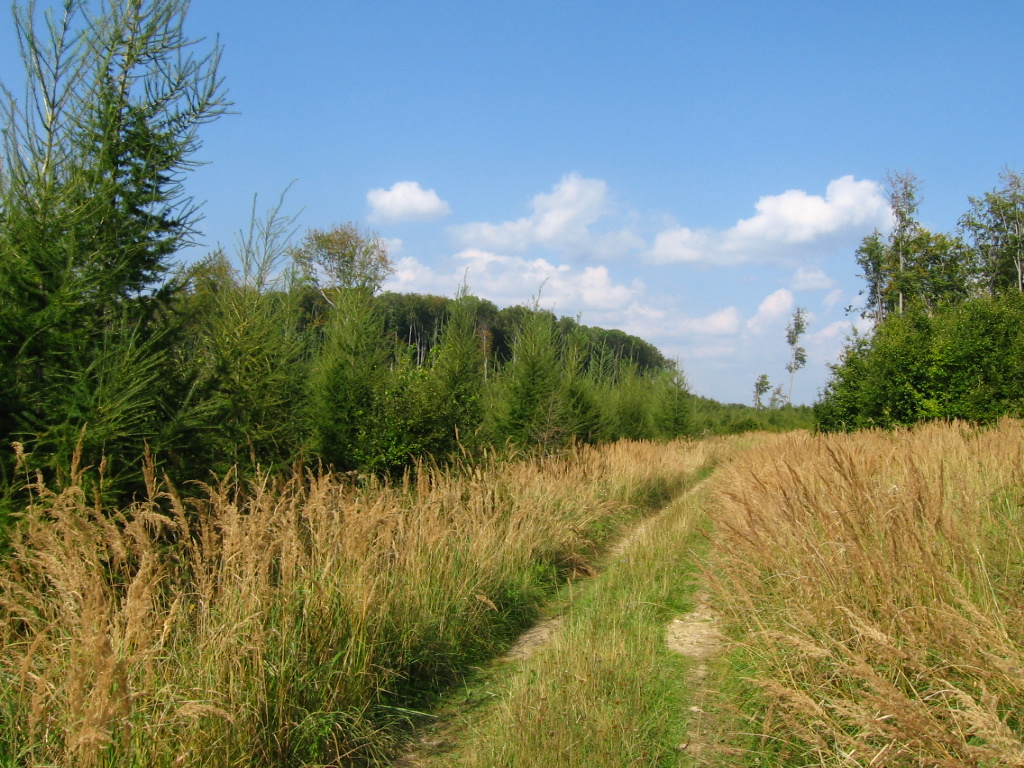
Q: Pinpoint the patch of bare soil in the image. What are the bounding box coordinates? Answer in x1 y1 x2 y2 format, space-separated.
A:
666 591 725 675
499 615 564 662
667 590 727 762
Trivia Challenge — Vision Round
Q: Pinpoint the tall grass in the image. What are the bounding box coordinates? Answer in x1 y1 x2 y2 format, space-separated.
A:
0 439 702 767
708 420 1024 766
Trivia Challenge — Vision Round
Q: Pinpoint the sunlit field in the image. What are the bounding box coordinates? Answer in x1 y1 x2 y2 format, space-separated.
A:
0 439 714 767
708 420 1024 766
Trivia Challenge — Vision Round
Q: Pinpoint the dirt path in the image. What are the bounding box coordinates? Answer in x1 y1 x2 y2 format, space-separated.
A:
667 590 727 760
393 476 725 766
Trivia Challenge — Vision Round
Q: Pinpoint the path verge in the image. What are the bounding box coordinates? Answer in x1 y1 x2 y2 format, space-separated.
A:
394 466 723 767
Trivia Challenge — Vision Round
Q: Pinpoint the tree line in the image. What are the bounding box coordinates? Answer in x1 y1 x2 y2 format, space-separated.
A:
816 170 1024 430
0 0 819 524
0 0 707 514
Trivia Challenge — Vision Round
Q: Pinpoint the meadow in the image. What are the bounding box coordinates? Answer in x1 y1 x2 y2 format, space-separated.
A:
2 422 1023 767
0 439 714 767
707 420 1024 766
378 421 1024 768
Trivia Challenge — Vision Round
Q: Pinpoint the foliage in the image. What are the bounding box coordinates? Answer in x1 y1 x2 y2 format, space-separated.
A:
853 172 974 322
651 367 693 439
817 294 1024 431
691 396 815 435
307 286 391 472
488 307 567 450
162 199 309 479
960 169 1024 295
823 169 1024 432
291 222 394 295
753 373 771 410
784 306 808 403
0 0 797 511
0 0 227 490
376 291 669 374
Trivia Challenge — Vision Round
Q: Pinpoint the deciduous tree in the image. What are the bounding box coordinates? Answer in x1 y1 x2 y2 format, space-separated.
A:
291 222 394 299
785 307 808 404
753 374 771 410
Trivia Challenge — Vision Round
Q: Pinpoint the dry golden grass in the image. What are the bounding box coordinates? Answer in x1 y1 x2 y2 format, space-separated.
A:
708 420 1024 767
0 438 708 767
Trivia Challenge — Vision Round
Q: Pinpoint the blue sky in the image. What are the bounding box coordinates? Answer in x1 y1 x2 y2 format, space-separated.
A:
3 1 1023 404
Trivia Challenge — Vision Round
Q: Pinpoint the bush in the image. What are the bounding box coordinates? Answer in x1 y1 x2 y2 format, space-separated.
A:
816 294 1024 431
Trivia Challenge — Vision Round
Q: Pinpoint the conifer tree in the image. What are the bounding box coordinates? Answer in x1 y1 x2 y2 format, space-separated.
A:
492 306 565 450
0 0 227 486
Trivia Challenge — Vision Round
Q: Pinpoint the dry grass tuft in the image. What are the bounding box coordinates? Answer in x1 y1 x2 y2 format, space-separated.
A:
708 419 1024 767
0 439 701 767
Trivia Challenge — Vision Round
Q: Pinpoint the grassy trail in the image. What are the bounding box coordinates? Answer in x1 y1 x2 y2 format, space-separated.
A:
11 424 1017 766
394 463 725 767
394 421 1024 768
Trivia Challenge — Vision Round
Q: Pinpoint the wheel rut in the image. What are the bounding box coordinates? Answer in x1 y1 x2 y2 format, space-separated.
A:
392 473 723 767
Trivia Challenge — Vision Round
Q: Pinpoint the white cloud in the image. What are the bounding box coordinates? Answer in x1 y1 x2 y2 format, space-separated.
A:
746 288 794 333
806 319 863 366
681 306 742 335
388 256 451 294
792 267 836 291
727 176 889 246
810 320 853 343
367 181 452 222
687 344 737 359
384 249 641 313
648 175 890 266
823 288 844 309
650 226 711 263
616 303 741 339
452 173 643 259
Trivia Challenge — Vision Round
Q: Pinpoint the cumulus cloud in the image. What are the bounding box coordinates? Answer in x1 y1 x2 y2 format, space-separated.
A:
823 288 844 310
681 306 742 335
388 256 451 294
367 181 452 222
614 303 742 339
648 176 890 266
384 249 641 313
809 320 853 343
650 227 711 263
452 173 643 259
687 344 737 359
727 176 889 246
792 267 836 291
746 288 795 333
